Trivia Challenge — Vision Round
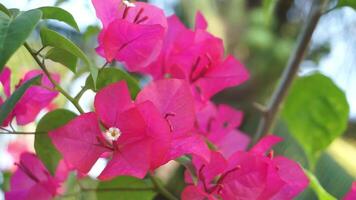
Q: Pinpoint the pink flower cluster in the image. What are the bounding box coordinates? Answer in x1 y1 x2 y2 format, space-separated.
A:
2 1 317 199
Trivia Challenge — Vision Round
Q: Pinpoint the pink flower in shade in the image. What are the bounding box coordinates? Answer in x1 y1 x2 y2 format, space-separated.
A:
183 136 309 200
344 182 356 200
196 102 250 158
141 12 249 102
5 153 60 200
92 0 167 71
0 67 59 127
136 78 210 163
50 81 172 180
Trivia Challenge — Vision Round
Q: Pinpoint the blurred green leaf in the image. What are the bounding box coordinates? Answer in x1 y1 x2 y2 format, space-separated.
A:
1 171 11 191
54 0 70 6
86 67 140 99
35 109 77 175
38 6 79 31
0 9 42 72
282 73 349 163
338 0 356 9
305 170 337 200
0 75 41 125
0 3 10 16
262 0 276 26
46 48 77 72
40 28 98 79
97 176 156 200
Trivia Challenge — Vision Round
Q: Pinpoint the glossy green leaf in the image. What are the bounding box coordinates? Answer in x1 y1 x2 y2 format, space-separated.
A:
97 176 156 200
305 170 337 200
46 48 77 72
38 6 79 31
0 75 41 125
86 67 140 99
0 9 42 72
282 73 349 162
40 28 98 80
35 109 77 175
338 0 356 9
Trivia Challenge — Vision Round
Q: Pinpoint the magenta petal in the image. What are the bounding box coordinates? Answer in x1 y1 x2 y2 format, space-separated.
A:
49 113 109 174
91 0 121 28
250 135 283 155
215 104 244 130
344 182 356 200
6 153 59 200
210 130 250 158
99 140 151 180
193 151 227 183
137 79 196 136
195 11 208 30
182 186 215 200
271 157 309 200
94 81 133 127
169 133 210 162
134 101 171 169
102 19 164 70
116 2 167 27
115 101 171 169
0 67 11 97
14 86 58 125
196 55 250 99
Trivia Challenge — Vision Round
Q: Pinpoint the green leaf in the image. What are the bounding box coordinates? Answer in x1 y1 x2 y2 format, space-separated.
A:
0 3 10 16
1 171 11 191
35 109 77 175
86 67 140 99
305 170 337 200
40 28 98 80
338 0 356 9
0 9 42 72
282 73 349 163
0 75 41 125
97 176 156 200
38 6 79 31
46 48 77 72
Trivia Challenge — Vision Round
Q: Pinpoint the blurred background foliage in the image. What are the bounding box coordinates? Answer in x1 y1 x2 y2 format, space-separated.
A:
1 0 356 199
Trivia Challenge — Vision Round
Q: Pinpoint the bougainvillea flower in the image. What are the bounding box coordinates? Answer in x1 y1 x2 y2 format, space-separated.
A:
0 67 59 127
344 182 356 200
50 81 171 180
196 102 250 158
5 153 60 200
141 12 249 101
136 78 210 162
92 0 167 71
183 136 309 200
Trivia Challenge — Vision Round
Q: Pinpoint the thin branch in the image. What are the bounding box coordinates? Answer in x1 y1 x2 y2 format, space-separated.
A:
149 173 178 200
24 43 84 114
74 86 87 101
252 0 329 144
0 131 44 135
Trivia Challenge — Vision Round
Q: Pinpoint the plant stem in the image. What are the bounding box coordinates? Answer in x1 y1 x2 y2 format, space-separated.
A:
24 43 84 114
252 0 329 144
149 173 178 200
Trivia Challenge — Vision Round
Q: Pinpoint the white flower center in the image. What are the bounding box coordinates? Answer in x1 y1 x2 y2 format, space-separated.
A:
104 127 122 142
123 0 136 7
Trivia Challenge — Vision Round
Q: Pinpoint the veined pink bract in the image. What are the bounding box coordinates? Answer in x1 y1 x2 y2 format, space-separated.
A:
92 0 167 71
